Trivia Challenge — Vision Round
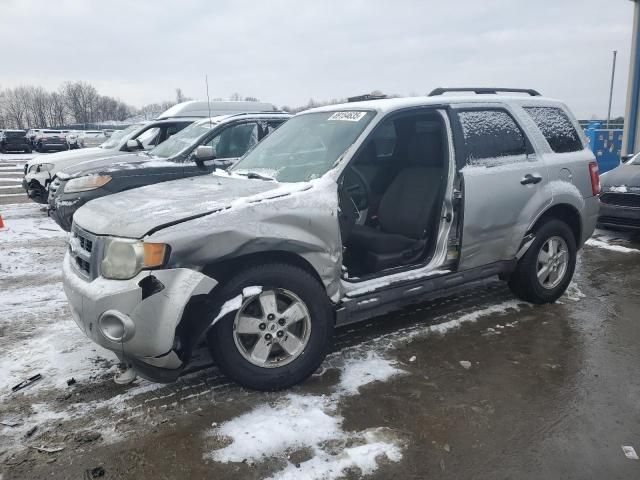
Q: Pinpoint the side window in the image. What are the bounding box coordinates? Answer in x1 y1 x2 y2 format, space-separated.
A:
136 127 161 147
524 106 583 153
457 109 528 166
373 120 397 158
207 122 259 159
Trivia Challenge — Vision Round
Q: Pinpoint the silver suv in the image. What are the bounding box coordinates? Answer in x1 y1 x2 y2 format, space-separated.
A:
62 88 600 390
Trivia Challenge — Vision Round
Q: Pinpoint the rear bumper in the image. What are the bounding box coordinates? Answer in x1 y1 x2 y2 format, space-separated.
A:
581 195 600 246
598 202 640 230
61 252 218 382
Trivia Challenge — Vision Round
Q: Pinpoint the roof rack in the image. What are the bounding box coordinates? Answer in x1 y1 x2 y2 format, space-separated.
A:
348 93 388 102
428 87 541 97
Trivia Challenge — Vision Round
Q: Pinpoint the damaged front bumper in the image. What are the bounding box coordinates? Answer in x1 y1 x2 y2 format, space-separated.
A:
61 252 217 382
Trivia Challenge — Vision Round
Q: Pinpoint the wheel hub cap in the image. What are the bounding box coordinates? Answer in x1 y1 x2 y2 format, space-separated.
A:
232 289 312 368
536 236 569 290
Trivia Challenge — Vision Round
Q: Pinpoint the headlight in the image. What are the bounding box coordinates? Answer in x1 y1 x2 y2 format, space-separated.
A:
101 238 168 280
64 175 112 193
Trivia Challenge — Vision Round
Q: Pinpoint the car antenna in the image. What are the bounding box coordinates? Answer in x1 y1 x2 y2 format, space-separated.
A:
205 74 212 128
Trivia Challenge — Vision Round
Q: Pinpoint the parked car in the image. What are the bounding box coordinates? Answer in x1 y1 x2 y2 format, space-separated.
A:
26 128 43 147
0 129 31 153
34 130 69 152
598 152 640 230
23 101 282 204
23 119 195 203
67 130 107 149
50 112 290 230
62 88 599 390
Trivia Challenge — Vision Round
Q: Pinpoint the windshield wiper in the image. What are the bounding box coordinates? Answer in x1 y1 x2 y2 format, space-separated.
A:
237 171 275 181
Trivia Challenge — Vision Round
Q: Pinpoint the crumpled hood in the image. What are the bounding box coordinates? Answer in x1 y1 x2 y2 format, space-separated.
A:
58 152 147 178
73 174 306 238
601 164 640 189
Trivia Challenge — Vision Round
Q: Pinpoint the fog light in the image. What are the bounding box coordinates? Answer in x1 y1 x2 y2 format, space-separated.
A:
99 310 135 342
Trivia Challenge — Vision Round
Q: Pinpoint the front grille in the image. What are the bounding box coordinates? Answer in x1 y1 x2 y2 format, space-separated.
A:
79 236 93 253
69 225 99 279
600 193 640 208
599 215 640 228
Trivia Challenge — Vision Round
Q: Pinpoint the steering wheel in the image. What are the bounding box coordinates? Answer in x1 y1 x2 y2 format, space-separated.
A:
343 166 371 212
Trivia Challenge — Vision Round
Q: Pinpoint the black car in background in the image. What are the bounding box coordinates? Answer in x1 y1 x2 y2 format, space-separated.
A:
0 130 31 153
49 112 290 231
598 153 640 230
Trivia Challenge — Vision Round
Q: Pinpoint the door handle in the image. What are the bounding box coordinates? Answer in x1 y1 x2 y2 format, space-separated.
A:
520 173 542 185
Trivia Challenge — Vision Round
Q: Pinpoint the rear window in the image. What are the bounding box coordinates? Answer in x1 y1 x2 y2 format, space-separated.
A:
458 109 528 165
524 106 583 153
5 131 25 138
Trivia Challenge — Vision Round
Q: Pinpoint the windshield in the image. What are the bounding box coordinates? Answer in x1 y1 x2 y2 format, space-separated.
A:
100 124 141 149
230 110 375 182
149 121 214 159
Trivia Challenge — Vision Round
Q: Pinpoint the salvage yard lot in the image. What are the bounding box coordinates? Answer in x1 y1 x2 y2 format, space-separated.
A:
1 154 640 479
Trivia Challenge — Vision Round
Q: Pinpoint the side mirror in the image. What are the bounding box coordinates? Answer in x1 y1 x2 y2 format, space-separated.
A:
622 153 635 164
194 145 216 162
126 139 141 151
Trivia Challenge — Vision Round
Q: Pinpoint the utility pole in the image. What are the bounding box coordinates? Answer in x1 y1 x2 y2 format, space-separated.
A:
607 50 618 128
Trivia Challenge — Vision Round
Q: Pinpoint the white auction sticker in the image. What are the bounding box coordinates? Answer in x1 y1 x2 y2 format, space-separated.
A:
328 111 367 122
622 446 639 460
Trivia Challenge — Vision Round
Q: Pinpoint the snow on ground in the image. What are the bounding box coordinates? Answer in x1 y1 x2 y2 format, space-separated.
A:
206 354 406 479
585 238 639 253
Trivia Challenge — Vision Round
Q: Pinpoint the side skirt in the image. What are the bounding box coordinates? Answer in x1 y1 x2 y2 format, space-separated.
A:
335 260 516 327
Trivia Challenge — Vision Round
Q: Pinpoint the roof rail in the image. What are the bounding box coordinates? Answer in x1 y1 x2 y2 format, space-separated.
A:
428 87 541 97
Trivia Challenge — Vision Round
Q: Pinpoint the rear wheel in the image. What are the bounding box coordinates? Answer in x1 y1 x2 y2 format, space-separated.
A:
508 219 576 304
206 263 334 391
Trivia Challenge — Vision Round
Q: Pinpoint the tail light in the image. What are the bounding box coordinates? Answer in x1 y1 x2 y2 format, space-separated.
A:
589 161 600 196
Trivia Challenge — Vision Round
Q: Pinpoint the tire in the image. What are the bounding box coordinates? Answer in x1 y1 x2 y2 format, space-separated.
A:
25 147 32 154
206 263 334 391
508 219 577 304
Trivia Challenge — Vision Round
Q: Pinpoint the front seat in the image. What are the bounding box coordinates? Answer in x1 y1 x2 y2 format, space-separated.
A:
346 131 444 272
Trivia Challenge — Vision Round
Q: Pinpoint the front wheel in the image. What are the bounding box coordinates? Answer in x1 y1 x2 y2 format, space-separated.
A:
206 263 334 391
508 219 577 304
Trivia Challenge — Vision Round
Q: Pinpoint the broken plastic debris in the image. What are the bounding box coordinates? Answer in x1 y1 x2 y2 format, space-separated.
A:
622 445 639 460
32 445 65 453
11 373 42 392
459 361 472 370
114 366 137 385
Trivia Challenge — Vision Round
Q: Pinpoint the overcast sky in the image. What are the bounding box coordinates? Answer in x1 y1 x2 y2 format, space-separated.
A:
0 0 633 118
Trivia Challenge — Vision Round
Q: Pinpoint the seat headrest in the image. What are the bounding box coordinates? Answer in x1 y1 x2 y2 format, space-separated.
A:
407 131 443 167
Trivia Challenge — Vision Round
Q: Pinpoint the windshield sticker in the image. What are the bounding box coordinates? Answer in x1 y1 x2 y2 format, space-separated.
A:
328 111 367 122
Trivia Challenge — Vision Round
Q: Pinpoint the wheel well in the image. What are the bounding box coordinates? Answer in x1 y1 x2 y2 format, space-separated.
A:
202 250 324 287
531 204 582 245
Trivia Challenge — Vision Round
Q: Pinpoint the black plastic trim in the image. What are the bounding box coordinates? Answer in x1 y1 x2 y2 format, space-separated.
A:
429 87 541 97
336 261 516 326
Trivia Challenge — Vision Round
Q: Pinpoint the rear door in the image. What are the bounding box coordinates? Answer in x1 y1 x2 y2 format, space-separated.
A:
451 104 550 269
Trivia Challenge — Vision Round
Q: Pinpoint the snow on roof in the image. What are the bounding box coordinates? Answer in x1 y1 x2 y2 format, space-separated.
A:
304 94 565 115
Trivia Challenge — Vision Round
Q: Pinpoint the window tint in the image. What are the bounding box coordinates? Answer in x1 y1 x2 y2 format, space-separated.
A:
458 110 527 165
524 106 583 153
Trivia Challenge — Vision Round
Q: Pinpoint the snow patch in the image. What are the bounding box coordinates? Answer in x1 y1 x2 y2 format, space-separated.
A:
564 282 586 302
242 285 263 297
337 354 403 395
206 354 405 478
585 238 639 254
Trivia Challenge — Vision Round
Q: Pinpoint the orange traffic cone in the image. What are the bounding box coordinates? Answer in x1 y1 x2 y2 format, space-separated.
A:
0 214 6 231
